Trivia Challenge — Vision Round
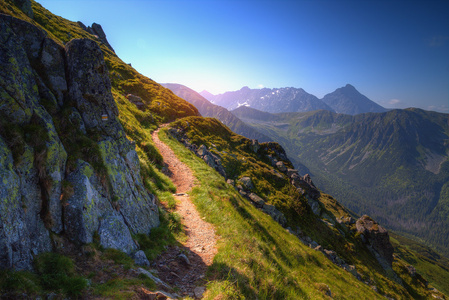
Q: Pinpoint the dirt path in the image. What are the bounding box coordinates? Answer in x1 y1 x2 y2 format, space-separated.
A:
151 127 217 299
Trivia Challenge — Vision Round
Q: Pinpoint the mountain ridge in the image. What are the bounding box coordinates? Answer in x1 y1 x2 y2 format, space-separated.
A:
162 83 272 142
204 84 387 115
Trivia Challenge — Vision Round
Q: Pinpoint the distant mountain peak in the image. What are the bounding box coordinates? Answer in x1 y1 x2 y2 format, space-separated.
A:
322 84 387 115
199 90 215 101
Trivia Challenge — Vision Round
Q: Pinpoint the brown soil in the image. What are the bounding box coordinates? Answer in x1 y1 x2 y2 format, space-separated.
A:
151 127 218 299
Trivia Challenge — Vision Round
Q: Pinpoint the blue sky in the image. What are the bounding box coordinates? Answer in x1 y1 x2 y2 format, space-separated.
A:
37 0 449 112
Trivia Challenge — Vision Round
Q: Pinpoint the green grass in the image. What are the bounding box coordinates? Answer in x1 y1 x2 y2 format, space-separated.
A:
92 274 156 299
34 252 88 297
390 232 449 296
135 207 185 261
1 1 448 298
0 269 41 296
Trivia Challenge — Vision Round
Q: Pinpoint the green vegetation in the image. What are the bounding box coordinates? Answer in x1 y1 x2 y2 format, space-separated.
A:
0 270 41 296
159 126 440 299
135 207 184 260
34 252 87 296
239 108 449 258
0 252 88 297
390 232 449 296
92 274 156 299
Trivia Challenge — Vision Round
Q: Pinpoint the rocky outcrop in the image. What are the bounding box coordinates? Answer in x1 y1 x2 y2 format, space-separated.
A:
126 94 145 110
0 14 158 270
11 0 33 18
356 215 394 267
195 144 227 178
168 127 227 178
78 21 115 53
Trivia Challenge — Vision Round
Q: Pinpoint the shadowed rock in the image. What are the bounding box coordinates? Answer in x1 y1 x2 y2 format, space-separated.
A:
356 215 394 266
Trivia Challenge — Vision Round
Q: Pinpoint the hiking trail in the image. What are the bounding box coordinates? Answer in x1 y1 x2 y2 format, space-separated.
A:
150 126 217 299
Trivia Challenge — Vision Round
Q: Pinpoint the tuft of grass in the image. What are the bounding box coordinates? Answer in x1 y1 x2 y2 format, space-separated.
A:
102 248 134 270
0 269 41 295
92 275 155 299
34 252 87 296
135 207 184 261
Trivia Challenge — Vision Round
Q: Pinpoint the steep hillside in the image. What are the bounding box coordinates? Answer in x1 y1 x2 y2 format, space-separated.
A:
161 117 447 299
235 107 449 258
162 83 271 142
321 84 388 115
205 86 333 113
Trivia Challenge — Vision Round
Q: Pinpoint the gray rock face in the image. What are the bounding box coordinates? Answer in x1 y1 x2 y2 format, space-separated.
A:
64 161 108 244
98 215 138 254
275 161 287 172
133 250 150 266
248 193 265 208
194 144 226 178
126 94 145 109
307 196 322 216
99 139 159 234
66 38 119 135
0 15 159 270
262 203 287 227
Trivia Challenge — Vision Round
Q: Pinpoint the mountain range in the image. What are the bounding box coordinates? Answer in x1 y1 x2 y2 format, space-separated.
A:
232 106 449 257
162 83 271 142
201 84 388 115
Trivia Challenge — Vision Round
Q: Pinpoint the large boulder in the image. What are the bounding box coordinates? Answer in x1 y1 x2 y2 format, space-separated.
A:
238 176 254 191
262 203 287 227
64 160 139 254
99 139 159 234
356 215 394 266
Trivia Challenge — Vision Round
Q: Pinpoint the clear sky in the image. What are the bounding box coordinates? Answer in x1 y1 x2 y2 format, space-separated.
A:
37 0 449 112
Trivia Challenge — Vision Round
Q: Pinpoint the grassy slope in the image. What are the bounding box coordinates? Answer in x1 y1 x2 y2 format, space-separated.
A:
163 117 445 299
238 110 449 295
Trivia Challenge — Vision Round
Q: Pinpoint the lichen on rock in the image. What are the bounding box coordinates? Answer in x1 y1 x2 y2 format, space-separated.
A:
0 14 160 270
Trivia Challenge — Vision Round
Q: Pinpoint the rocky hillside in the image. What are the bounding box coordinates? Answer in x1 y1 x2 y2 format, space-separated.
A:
162 83 271 142
233 107 449 258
